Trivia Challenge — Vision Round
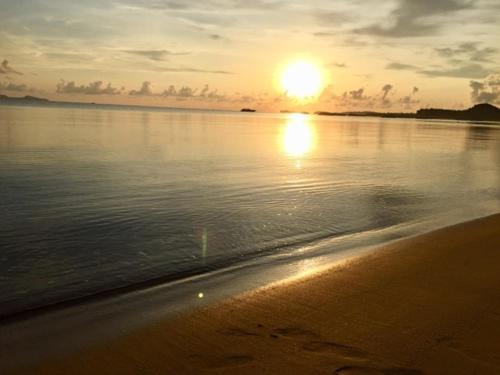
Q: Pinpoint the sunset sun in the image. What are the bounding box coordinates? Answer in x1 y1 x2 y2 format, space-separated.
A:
281 60 322 98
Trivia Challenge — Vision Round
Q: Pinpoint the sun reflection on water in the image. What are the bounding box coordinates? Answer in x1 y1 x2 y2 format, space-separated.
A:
282 114 314 158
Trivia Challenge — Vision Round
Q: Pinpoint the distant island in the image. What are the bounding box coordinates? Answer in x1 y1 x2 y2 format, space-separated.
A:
416 104 500 121
0 94 50 104
1 94 499 122
316 103 500 122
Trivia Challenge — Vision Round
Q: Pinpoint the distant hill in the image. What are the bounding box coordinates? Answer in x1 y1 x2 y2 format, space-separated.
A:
316 103 500 122
0 94 50 103
416 103 500 121
0 94 231 113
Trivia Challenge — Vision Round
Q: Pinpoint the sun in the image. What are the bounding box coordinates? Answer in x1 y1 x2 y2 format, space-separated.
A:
281 60 322 99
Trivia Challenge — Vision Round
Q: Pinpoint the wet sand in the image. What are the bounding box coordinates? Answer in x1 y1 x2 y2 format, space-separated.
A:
14 213 500 374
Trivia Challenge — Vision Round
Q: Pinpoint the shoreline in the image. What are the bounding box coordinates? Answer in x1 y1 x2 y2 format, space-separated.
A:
0 210 492 324
9 212 500 374
0 218 420 322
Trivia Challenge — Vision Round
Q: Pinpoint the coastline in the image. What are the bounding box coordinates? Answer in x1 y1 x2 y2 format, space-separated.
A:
11 212 500 374
2 96 500 123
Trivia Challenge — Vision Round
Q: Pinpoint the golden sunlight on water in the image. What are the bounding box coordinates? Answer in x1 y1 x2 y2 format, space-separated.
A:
2 106 500 320
282 114 315 158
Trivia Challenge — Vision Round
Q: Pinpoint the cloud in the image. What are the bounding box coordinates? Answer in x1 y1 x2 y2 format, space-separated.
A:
341 37 370 48
143 65 234 74
399 95 419 109
313 31 334 37
420 63 491 79
314 11 352 26
470 80 484 95
198 84 225 100
0 60 22 75
45 52 94 63
328 62 347 68
199 84 209 97
129 81 154 96
161 67 233 74
331 87 376 109
387 59 491 79
385 41 496 78
0 81 29 92
486 75 500 87
117 0 284 29
356 0 475 38
399 86 420 109
318 85 338 103
123 1 189 10
6 16 119 40
317 85 423 111
160 85 198 98
122 49 189 61
434 42 497 62
470 74 500 104
128 82 226 101
119 0 283 11
381 84 393 100
57 80 122 95
344 88 367 101
385 62 417 70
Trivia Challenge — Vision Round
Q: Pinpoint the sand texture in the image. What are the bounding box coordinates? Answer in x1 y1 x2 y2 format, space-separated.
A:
13 213 500 374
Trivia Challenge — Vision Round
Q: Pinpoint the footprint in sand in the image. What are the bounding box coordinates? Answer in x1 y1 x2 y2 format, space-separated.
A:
302 341 368 360
218 327 260 337
273 326 321 339
334 365 423 375
189 354 255 369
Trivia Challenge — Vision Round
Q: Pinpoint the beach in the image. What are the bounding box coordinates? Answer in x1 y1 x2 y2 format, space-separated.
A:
2 0 500 373
11 213 500 374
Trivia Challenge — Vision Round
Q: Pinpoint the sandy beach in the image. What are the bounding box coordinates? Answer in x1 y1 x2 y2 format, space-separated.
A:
11 213 500 374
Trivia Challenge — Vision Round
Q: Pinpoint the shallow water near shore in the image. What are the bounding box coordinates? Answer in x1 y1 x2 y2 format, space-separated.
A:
1 104 500 317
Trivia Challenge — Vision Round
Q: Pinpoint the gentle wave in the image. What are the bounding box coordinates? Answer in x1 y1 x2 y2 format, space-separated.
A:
1 105 499 318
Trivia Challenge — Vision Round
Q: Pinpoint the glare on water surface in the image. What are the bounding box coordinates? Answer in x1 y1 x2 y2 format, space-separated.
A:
282 114 315 157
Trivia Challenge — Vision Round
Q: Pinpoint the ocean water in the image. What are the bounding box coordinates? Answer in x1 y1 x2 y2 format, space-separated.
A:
1 104 499 317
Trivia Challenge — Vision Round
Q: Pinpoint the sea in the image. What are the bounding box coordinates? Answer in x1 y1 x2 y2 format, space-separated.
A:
1 102 499 318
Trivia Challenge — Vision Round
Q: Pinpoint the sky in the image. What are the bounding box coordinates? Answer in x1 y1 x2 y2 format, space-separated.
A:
1 0 499 111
